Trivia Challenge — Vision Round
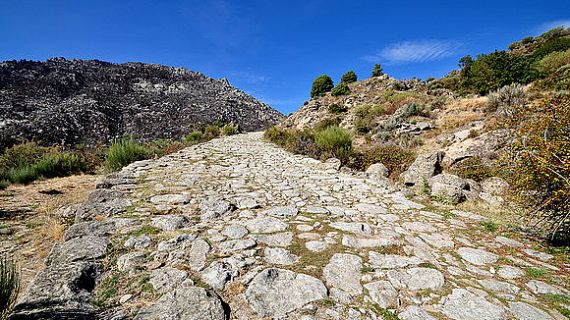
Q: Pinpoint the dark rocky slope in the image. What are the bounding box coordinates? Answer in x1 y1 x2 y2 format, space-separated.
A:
0 58 284 148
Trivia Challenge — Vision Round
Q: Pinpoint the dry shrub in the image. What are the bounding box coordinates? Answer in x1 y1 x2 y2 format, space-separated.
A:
360 145 416 179
500 97 570 243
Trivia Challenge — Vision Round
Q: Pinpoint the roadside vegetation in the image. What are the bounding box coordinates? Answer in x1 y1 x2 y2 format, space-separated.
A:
0 254 19 320
0 122 239 189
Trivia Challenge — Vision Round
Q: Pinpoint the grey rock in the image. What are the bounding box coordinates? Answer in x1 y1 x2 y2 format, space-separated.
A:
457 247 498 265
440 289 506 320
364 281 398 308
200 199 235 221
10 262 100 319
428 173 469 204
218 239 256 254
495 236 523 248
151 215 189 231
508 302 553 320
263 247 299 265
221 225 249 239
526 280 566 295
403 222 436 233
398 306 437 320
478 279 520 295
245 268 327 318
497 265 524 279
303 206 330 214
305 241 329 252
150 194 189 205
265 206 299 217
323 253 363 297
388 268 445 291
46 236 110 266
255 232 293 247
244 217 288 233
200 261 233 290
117 252 145 272
134 287 226 320
368 253 422 269
400 152 444 189
342 233 400 248
366 163 389 182
330 222 372 235
124 235 152 249
149 267 189 291
354 203 387 215
187 238 211 271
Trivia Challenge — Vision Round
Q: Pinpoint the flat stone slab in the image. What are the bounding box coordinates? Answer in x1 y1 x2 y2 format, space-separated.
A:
364 281 398 308
330 222 372 235
457 247 498 265
342 234 399 248
508 302 553 320
368 253 422 269
245 268 327 318
263 247 299 265
134 287 226 320
324 253 363 297
244 217 288 233
264 206 299 217
388 268 445 291
440 289 506 320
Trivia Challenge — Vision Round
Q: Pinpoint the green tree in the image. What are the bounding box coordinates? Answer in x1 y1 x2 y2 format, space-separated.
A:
371 64 383 77
310 75 334 98
341 70 357 83
331 82 351 96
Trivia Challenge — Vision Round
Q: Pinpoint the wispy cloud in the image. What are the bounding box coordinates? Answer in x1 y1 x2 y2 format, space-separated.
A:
363 40 462 65
535 19 570 34
229 71 269 84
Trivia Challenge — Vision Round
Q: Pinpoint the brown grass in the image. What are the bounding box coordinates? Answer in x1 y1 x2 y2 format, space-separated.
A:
0 173 101 295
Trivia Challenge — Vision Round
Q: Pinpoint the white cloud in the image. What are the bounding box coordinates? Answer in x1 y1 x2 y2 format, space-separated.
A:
363 40 462 65
536 19 570 34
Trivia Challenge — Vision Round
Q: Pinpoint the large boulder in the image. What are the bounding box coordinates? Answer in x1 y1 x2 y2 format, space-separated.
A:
443 129 510 167
245 268 327 318
428 173 469 204
9 262 101 320
400 152 444 192
134 287 227 320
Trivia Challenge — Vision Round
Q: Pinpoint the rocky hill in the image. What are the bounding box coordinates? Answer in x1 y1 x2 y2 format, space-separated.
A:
0 58 284 149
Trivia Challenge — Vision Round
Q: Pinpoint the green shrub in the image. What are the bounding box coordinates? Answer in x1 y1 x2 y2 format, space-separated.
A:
403 103 426 117
33 153 85 178
354 105 385 134
331 82 351 96
487 83 527 117
185 131 203 142
0 180 9 190
341 70 357 83
328 104 348 113
371 64 384 77
314 118 342 131
222 125 237 136
264 126 291 146
310 75 334 98
0 254 19 320
104 138 149 172
0 142 52 171
8 166 39 184
314 126 353 161
204 125 220 139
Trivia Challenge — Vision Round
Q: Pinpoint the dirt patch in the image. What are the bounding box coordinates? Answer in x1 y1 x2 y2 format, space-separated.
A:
0 174 101 295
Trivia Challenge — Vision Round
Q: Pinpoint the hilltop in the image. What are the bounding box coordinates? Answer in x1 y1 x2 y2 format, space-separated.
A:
0 58 284 149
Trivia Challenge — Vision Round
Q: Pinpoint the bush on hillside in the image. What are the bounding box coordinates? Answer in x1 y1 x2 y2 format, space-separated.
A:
0 254 19 320
310 75 334 98
448 156 497 182
222 124 237 136
537 48 570 90
331 82 351 96
204 125 220 139
500 97 570 243
371 64 384 77
328 104 348 113
361 145 415 179
341 70 357 83
104 138 149 172
185 131 203 142
354 105 385 134
33 153 85 178
314 126 353 161
487 83 527 117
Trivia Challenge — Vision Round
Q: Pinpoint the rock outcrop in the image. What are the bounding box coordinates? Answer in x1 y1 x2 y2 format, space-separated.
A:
0 58 284 148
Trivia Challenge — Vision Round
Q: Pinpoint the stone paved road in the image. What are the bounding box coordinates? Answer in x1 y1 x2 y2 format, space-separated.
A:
11 133 570 320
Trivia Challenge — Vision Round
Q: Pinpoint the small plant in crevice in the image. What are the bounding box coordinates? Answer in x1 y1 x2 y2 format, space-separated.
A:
0 254 19 320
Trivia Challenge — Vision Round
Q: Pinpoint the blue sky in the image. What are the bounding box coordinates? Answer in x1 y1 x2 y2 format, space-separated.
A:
0 1 568 114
